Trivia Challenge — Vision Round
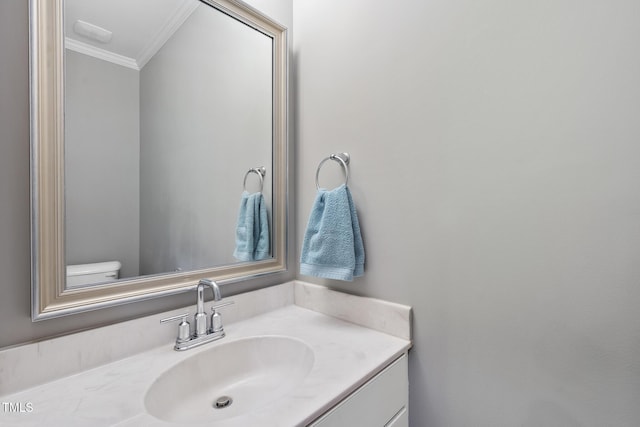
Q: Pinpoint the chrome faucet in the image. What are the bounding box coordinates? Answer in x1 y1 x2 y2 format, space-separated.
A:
160 279 234 351
195 279 221 337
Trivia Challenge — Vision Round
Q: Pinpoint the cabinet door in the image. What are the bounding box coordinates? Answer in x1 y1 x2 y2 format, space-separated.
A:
309 353 408 427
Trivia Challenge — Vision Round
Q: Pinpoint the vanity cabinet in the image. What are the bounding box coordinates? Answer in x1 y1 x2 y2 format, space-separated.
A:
309 353 409 427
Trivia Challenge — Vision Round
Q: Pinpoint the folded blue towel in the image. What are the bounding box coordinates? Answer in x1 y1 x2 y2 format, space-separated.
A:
300 184 364 281
233 191 270 261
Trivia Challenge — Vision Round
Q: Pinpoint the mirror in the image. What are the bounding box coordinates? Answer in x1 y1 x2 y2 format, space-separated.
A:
64 0 274 281
30 0 288 320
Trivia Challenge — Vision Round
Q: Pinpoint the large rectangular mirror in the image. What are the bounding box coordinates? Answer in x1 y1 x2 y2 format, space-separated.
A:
30 0 288 320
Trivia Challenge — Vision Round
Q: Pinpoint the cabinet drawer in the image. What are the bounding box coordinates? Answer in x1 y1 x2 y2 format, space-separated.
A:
309 353 408 427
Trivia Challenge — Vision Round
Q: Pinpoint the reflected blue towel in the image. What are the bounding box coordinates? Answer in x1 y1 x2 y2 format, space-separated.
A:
300 184 364 281
234 191 270 261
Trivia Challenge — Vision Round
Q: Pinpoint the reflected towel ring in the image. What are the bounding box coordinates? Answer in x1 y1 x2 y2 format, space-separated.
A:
315 153 350 190
243 167 266 193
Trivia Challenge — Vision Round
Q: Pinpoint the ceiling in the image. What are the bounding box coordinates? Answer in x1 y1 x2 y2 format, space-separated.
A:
64 0 200 70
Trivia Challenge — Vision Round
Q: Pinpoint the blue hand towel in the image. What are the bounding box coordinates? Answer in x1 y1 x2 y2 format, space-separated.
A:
234 191 270 261
300 184 364 281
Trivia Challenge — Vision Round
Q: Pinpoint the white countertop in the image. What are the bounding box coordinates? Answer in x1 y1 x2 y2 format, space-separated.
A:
0 303 411 426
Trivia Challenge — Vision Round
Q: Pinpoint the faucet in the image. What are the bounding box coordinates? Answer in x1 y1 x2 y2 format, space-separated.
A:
160 279 234 351
195 279 221 337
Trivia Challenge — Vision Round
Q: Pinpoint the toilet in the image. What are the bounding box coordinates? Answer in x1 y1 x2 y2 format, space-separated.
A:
66 261 122 288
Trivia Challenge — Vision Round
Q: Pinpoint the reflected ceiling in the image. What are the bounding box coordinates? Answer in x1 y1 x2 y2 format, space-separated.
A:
64 0 199 69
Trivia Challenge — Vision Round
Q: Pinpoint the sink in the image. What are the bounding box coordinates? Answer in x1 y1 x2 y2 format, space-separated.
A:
144 335 314 423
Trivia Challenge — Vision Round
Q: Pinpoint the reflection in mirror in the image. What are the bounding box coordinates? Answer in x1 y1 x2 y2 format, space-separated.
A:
64 0 272 288
30 0 287 320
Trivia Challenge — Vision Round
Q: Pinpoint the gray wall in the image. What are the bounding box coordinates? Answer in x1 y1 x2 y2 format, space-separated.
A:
294 1 640 426
9 1 639 426
139 4 272 275
65 51 140 279
0 0 293 349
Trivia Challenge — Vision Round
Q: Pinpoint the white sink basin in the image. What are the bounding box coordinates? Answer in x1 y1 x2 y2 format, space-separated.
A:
144 335 314 423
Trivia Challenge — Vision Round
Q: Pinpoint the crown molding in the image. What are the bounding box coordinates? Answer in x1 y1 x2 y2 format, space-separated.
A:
64 1 198 71
136 0 199 69
65 37 140 70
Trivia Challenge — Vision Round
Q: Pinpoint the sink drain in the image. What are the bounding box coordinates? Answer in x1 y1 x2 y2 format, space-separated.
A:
213 396 233 409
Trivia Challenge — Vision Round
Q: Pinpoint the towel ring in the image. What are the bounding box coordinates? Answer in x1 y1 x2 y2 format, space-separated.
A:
315 153 350 190
243 167 266 193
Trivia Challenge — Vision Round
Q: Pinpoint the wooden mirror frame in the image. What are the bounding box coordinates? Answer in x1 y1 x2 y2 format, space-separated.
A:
29 0 288 320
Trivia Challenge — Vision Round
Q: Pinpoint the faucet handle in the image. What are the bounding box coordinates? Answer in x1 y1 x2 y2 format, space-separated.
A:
209 301 234 334
210 300 235 312
160 313 191 343
160 313 189 323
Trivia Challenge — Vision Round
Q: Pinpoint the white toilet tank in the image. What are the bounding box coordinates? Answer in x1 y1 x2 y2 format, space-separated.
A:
66 261 122 288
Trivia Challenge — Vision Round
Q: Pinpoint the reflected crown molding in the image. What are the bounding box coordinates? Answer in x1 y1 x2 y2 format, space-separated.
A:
136 0 199 68
64 0 199 71
65 37 140 70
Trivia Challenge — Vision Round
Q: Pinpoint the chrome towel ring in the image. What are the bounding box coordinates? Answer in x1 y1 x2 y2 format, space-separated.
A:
315 153 350 190
243 167 266 193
